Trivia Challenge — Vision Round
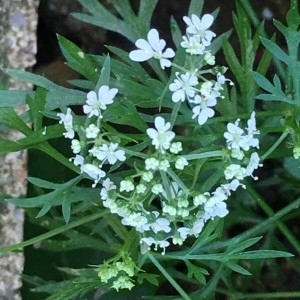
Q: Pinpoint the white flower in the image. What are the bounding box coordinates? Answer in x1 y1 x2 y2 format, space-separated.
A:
178 218 205 239
94 143 126 165
121 212 151 233
81 163 106 187
204 194 229 220
230 148 245 160
183 14 216 46
158 159 170 171
129 29 175 69
245 152 262 180
72 154 84 166
136 184 147 194
224 114 260 152
83 85 118 118
219 179 241 197
120 180 135 192
150 217 171 233
293 146 300 159
204 51 215 65
151 183 164 194
170 142 182 154
145 157 159 170
71 139 81 154
224 164 246 180
169 72 198 102
180 35 205 55
86 124 100 139
175 156 188 170
199 81 213 97
58 108 74 139
162 204 177 216
100 178 116 201
146 116 175 153
193 194 208 206
191 95 217 125
245 112 260 149
140 237 170 254
224 120 247 150
142 170 154 182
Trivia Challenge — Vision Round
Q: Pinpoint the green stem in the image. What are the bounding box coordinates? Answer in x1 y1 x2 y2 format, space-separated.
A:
261 131 289 161
148 253 192 300
246 181 300 254
170 102 181 127
0 211 107 254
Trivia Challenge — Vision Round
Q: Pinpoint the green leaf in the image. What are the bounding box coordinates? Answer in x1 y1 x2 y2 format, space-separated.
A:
96 55 110 90
73 0 136 42
7 176 80 208
0 138 26 154
138 0 159 33
57 34 99 82
188 0 204 16
0 107 31 134
16 124 64 146
104 97 148 131
62 195 71 223
226 250 293 260
27 177 65 189
27 87 47 130
227 236 262 253
253 71 293 104
170 16 183 48
36 203 52 218
223 261 251 275
186 261 209 284
4 69 70 92
0 90 35 107
260 37 289 64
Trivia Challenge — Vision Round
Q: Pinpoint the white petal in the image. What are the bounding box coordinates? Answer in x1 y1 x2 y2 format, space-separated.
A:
148 29 165 51
129 49 153 62
163 48 175 59
183 16 193 27
135 38 152 52
191 14 201 29
172 89 185 102
201 14 214 29
159 58 171 69
86 91 97 103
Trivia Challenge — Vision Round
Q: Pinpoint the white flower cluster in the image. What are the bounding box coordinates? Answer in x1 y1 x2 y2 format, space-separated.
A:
97 113 261 254
129 14 233 126
224 112 262 181
57 13 262 256
58 85 126 187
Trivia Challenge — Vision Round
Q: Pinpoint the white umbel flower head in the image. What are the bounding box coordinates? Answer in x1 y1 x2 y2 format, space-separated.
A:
83 85 118 118
183 14 216 46
147 116 175 153
129 29 175 69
